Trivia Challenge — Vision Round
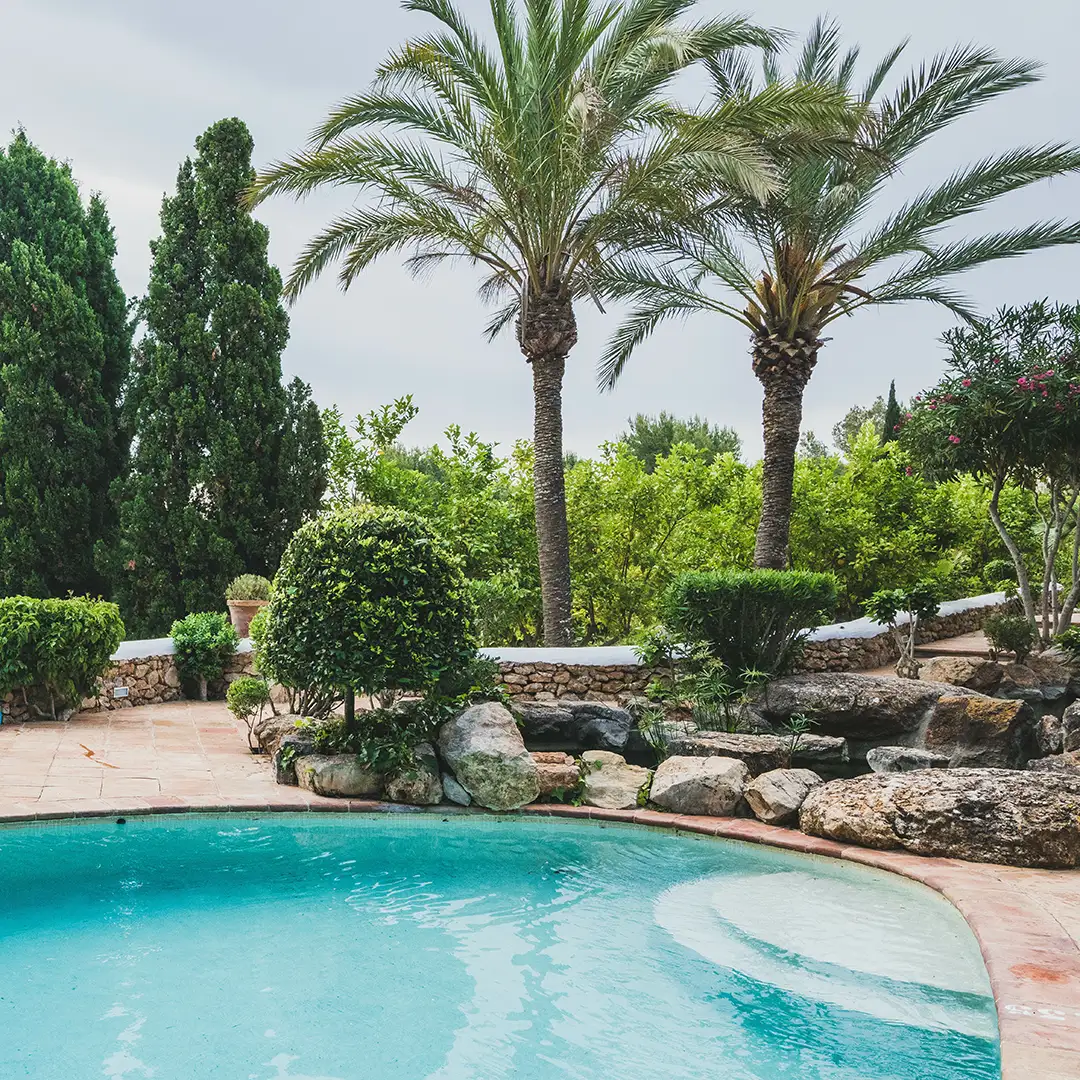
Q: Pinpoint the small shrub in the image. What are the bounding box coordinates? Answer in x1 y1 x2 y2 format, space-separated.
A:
170 612 238 701
226 676 271 750
661 569 837 682
263 506 475 731
864 582 940 679
1056 625 1080 665
985 612 1036 663
0 596 124 720
225 574 272 601
982 559 1017 588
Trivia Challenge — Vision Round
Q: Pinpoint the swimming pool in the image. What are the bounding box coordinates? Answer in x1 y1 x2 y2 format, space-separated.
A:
0 814 999 1079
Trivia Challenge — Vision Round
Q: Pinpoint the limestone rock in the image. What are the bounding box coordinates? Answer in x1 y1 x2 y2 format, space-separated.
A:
996 663 1045 703
254 712 304 757
437 702 540 811
273 731 316 785
1026 655 1071 701
441 773 472 806
511 700 632 751
581 750 650 810
1027 752 1080 773
745 768 823 825
919 656 1003 696
757 673 966 743
649 755 748 817
1037 714 1064 757
800 769 1080 868
866 746 950 773
295 754 383 798
924 695 1036 768
531 752 580 798
384 743 443 806
1062 700 1080 753
666 731 848 775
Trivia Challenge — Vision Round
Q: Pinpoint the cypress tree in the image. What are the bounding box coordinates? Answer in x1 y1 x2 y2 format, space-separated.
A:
882 380 902 444
0 133 131 596
114 118 326 635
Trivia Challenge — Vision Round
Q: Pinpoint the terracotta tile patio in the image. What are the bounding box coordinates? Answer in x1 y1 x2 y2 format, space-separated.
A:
1 700 1079 1078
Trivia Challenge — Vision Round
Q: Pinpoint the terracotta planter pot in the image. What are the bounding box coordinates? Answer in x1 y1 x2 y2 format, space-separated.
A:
227 599 267 638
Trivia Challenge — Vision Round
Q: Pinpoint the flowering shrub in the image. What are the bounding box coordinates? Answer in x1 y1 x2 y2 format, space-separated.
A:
902 302 1080 643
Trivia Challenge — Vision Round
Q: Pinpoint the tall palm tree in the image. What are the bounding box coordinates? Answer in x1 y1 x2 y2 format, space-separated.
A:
246 0 853 645
598 18 1080 569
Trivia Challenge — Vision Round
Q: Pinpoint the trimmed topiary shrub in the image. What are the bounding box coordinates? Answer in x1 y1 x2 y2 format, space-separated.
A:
0 596 124 720
170 612 238 701
661 569 837 681
985 611 1036 663
263 505 475 731
225 575 272 601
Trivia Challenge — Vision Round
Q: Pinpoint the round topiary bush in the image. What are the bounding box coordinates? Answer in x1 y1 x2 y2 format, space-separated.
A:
263 506 475 730
170 612 239 701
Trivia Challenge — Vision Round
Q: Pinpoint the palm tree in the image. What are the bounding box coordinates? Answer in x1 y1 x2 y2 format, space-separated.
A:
245 0 859 645
598 18 1080 569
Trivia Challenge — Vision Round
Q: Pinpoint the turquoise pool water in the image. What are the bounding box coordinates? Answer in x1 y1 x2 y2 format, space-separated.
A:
0 814 999 1080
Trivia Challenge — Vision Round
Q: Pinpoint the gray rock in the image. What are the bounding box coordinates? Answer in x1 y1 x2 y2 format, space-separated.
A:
1063 700 1080 754
745 769 823 825
923 694 1037 768
581 750 650 810
918 656 1003 696
1037 714 1064 756
273 730 316 785
511 701 632 751
866 746 951 773
650 755 748 817
295 754 383 798
438 702 540 811
800 769 1080 868
1026 751 1080 773
384 743 442 806
254 712 304 756
441 772 472 806
996 662 1046 703
666 731 848 775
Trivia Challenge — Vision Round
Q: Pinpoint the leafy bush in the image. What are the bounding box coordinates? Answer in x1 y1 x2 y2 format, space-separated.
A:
863 582 940 679
0 596 124 719
661 569 837 681
226 675 271 749
170 612 238 701
985 612 1036 663
225 575 272 601
982 559 1017 588
1055 625 1080 664
263 505 475 730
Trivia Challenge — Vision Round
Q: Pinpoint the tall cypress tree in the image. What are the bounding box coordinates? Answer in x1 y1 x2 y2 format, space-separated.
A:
882 380 902 444
114 118 326 635
0 133 131 596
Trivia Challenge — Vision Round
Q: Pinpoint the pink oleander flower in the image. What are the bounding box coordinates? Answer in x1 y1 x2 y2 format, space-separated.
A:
961 379 972 387
905 466 914 475
928 403 937 410
126 560 136 570
947 434 961 445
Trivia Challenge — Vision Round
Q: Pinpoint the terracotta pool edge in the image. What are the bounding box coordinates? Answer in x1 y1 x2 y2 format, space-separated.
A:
0 797 1075 1079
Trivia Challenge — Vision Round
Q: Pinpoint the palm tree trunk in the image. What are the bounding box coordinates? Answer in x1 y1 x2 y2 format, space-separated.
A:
531 353 573 646
520 286 577 647
751 331 820 570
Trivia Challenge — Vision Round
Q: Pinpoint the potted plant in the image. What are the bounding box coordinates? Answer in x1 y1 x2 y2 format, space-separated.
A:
225 575 272 637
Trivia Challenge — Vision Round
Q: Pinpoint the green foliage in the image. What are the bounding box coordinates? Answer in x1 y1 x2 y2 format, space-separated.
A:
225 575 272 601
226 675 271 749
263 506 475 714
0 596 124 719
112 118 326 636
832 398 887 456
985 612 1037 663
0 133 131 598
882 382 902 445
646 646 767 732
863 582 941 626
1054 625 1080 664
620 413 740 471
170 612 238 695
662 569 837 680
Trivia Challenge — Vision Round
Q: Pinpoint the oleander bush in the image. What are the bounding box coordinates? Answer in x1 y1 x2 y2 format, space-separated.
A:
0 596 124 719
661 569 837 681
170 611 238 701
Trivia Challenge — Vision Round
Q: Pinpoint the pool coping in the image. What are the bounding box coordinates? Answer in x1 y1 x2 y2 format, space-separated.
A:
0 795 1075 1079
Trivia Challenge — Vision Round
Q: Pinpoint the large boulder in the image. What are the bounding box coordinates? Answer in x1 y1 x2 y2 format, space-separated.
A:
384 743 443 806
1037 714 1064 756
649 756 749 817
511 701 632 752
757 673 965 743
254 712 304 757
666 731 848 775
438 702 540 811
1026 655 1071 701
919 656 1003 696
923 695 1037 768
1062 700 1080 753
581 750 650 810
866 746 950 773
745 768 823 825
800 769 1080 868
1027 752 1080 774
273 730 316 785
996 663 1045 704
531 752 580 799
295 754 383 798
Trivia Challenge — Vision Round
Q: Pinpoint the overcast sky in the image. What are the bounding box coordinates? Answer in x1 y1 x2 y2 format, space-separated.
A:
4 0 1080 458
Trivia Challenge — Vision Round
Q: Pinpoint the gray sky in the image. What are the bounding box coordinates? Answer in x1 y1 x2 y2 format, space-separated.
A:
4 0 1080 458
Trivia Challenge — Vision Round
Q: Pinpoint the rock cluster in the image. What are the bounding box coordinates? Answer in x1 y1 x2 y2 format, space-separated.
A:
497 662 653 703
667 731 848 774
512 701 632 752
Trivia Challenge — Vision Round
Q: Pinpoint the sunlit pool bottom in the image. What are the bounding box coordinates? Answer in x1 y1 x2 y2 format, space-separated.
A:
0 815 999 1080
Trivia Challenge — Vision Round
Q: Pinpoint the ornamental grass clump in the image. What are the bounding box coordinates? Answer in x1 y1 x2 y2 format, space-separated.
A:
170 612 239 701
262 506 475 733
0 596 124 720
